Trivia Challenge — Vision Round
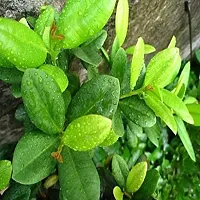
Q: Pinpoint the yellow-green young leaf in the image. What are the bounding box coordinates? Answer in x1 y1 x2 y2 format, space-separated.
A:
0 160 12 190
186 104 200 126
113 186 123 200
144 91 177 134
175 116 196 162
115 0 129 46
126 161 147 193
144 48 181 88
134 169 160 200
58 147 100 200
58 0 116 49
39 64 68 92
130 37 144 90
63 115 112 151
161 88 194 124
168 36 176 48
173 62 190 97
100 129 119 147
126 44 156 55
0 18 47 70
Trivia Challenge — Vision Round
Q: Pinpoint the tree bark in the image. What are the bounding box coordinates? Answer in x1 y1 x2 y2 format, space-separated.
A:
0 0 200 144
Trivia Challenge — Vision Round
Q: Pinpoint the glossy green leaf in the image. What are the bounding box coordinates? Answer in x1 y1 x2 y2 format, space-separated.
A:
0 68 23 84
186 104 200 126
39 64 68 92
21 69 65 134
0 18 47 70
112 154 129 187
174 62 190 98
0 160 12 190
144 48 181 88
168 36 176 48
113 186 123 200
119 96 156 127
67 72 80 96
127 122 139 148
58 147 100 200
144 123 160 147
112 108 125 137
63 115 112 151
111 47 127 85
175 117 196 162
115 0 129 46
126 161 147 193
161 88 194 124
111 37 120 62
134 169 160 200
12 131 59 184
73 31 107 66
72 46 102 66
68 75 120 121
144 90 177 134
184 96 197 104
62 89 71 112
57 0 116 48
126 44 156 55
2 183 31 200
0 53 14 68
100 130 119 147
130 37 144 90
34 6 55 37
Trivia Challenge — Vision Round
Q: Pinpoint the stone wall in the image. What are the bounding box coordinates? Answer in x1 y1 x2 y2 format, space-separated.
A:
0 0 200 144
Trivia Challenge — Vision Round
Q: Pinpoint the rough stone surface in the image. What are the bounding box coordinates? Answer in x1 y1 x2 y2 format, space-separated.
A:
0 0 200 144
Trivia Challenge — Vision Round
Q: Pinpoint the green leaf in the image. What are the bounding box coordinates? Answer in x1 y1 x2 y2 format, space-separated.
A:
115 0 129 46
68 75 120 121
21 68 65 134
0 53 14 68
0 68 23 84
72 46 102 66
111 37 120 62
34 6 55 37
62 89 71 113
161 88 194 124
57 0 116 49
112 154 129 187
130 37 144 90
67 72 80 96
11 84 22 98
73 31 107 66
127 122 139 148
0 18 47 70
100 130 119 147
12 131 59 184
195 49 200 64
111 47 127 85
63 115 112 151
2 183 31 200
39 64 68 92
58 147 100 200
173 62 190 98
144 48 181 88
112 108 125 137
113 186 124 200
126 161 147 193
126 44 156 55
119 96 156 127
144 90 177 134
175 116 196 162
134 169 160 200
144 123 160 147
0 160 12 190
168 36 176 48
186 104 200 126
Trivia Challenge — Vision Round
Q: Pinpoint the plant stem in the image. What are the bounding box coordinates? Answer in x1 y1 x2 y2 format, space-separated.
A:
120 87 145 99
